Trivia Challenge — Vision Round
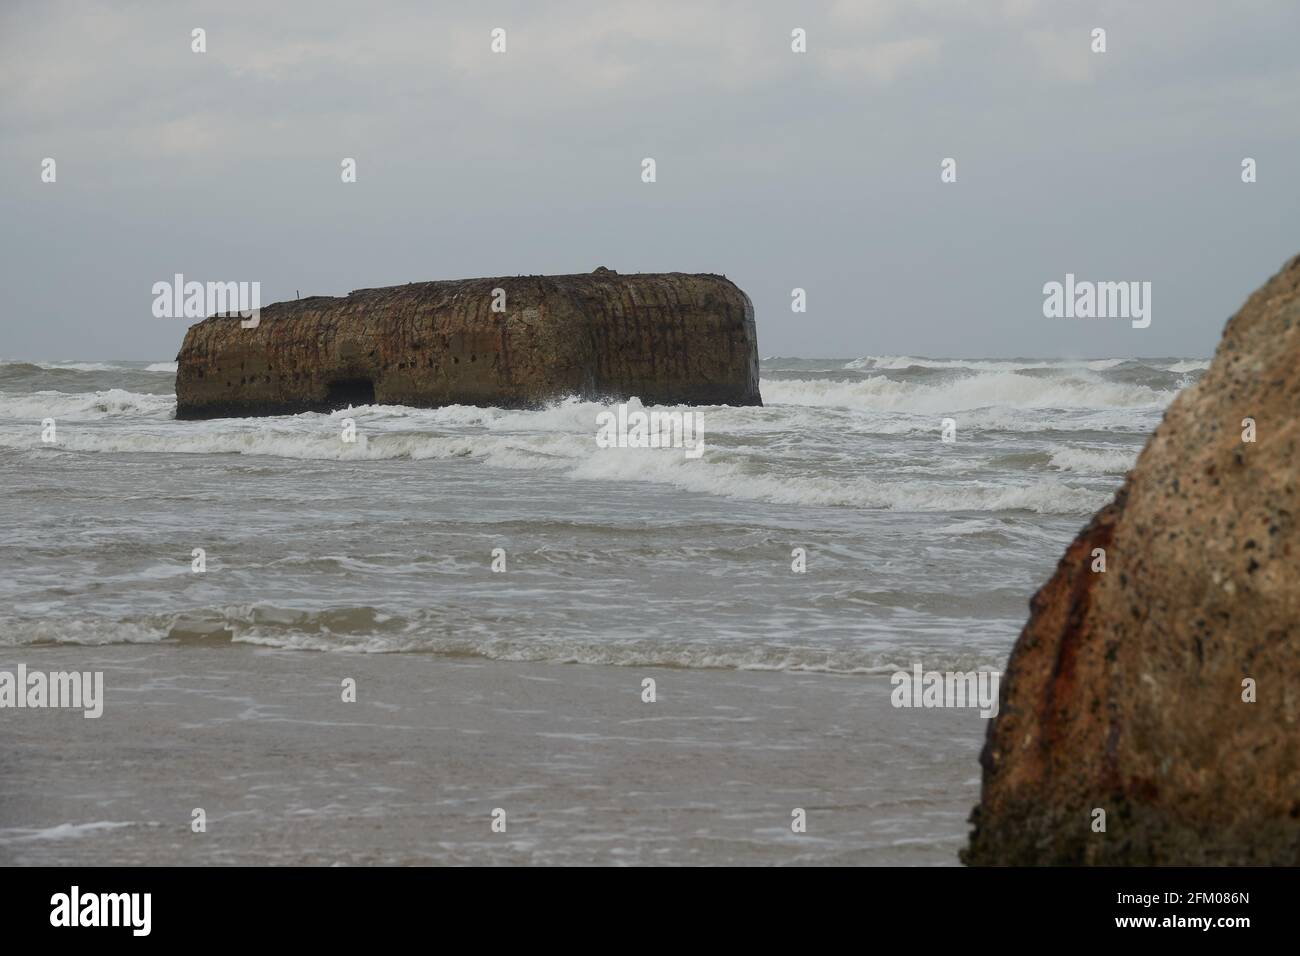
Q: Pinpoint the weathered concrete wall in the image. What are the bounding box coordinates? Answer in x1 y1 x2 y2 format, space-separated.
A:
174 269 761 418
963 254 1300 865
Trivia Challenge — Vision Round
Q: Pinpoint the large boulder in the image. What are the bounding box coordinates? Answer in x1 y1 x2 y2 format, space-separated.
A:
964 254 1300 865
174 269 761 418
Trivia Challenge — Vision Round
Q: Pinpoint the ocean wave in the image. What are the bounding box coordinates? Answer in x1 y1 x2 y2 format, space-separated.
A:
1047 446 1138 474
0 388 176 420
0 822 136 845
562 447 1108 513
762 373 1173 413
9 414 1108 513
8 422 511 460
29 361 122 372
0 359 176 375
1163 359 1210 373
842 355 1133 372
0 608 1008 674
0 359 140 372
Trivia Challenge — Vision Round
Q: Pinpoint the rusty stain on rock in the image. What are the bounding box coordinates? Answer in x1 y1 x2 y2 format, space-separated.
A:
964 253 1300 865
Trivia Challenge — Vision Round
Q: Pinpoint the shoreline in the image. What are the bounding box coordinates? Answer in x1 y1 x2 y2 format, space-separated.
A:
0 645 986 866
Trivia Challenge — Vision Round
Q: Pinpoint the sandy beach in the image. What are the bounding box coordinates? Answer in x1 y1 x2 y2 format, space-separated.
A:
0 645 985 866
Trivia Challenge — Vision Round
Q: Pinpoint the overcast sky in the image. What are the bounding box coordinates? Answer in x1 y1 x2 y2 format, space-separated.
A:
3 0 1299 361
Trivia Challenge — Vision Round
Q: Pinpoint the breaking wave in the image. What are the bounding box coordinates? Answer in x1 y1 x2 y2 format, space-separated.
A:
761 373 1173 413
6 403 1108 513
0 356 1198 515
1047 446 1138 474
0 389 175 420
0 607 1007 673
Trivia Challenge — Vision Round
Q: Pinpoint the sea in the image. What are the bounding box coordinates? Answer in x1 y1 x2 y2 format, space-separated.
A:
0 355 1205 865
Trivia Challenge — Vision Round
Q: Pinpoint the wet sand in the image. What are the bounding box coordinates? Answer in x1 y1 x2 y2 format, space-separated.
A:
0 646 985 865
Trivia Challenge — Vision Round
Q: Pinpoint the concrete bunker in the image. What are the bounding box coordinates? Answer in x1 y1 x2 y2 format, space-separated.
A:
175 270 762 419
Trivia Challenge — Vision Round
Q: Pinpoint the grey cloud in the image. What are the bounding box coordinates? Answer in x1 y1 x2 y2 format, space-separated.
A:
1 0 1298 360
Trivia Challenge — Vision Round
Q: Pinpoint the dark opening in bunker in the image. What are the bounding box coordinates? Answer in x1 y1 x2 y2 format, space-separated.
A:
325 378 376 410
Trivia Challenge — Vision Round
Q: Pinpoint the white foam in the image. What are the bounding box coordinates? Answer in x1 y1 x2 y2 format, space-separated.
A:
762 373 1173 413
0 387 1117 514
33 361 121 372
1163 359 1211 373
0 610 1007 674
0 821 134 844
844 355 1132 372
1048 446 1138 474
0 388 175 420
560 444 1106 513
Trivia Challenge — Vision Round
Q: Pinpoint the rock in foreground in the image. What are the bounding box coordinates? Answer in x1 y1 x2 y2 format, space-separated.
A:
174 270 760 418
964 255 1300 865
